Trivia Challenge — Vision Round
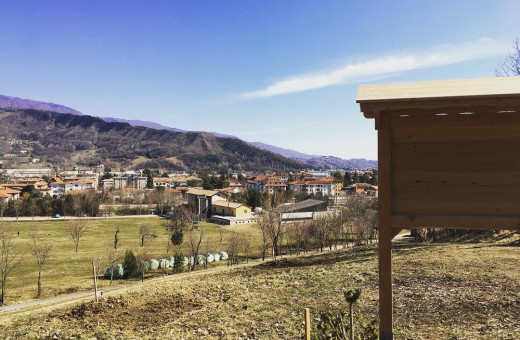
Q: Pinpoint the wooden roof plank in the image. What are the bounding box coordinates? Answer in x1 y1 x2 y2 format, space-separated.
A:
357 76 520 105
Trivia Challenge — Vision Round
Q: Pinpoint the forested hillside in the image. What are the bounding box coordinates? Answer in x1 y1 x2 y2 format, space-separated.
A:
0 109 307 171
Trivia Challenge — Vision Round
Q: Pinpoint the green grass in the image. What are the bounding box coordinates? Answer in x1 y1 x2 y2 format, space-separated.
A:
2 217 262 304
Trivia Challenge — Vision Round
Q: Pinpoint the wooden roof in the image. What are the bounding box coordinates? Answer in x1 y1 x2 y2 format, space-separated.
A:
357 76 520 113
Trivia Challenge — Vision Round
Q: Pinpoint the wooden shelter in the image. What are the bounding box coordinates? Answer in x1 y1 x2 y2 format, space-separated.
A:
357 76 520 340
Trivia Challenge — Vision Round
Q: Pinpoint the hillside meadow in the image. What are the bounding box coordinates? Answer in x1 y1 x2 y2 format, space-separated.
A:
0 233 518 339
0 217 262 304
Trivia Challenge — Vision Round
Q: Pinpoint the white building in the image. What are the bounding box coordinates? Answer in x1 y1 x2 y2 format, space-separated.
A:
289 180 336 197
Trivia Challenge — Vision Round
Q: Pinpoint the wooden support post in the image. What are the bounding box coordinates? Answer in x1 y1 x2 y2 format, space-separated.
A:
304 308 311 340
378 113 393 340
92 261 98 303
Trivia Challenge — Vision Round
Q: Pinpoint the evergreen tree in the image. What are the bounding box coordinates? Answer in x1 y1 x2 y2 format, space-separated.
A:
142 169 154 189
370 170 378 185
122 250 138 278
353 170 360 184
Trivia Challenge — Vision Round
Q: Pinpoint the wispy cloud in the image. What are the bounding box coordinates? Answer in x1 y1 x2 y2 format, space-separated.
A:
237 38 509 99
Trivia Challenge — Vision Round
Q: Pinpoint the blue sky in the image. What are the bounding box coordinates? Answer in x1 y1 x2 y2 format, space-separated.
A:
1 1 520 160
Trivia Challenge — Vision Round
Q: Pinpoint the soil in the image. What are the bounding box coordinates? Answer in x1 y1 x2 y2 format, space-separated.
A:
49 294 204 333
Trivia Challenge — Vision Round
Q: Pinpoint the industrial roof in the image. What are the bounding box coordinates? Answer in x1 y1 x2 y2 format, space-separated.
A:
276 199 327 212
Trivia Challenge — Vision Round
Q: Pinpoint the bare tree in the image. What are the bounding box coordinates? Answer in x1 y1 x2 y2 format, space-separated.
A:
0 200 7 219
30 232 52 298
139 225 157 247
288 221 307 256
226 231 242 266
113 227 121 249
202 237 218 269
105 204 115 219
67 219 90 252
243 233 252 264
0 225 21 306
93 254 103 282
136 248 150 282
496 39 520 76
188 223 204 271
344 195 378 245
256 212 271 261
106 247 121 286
13 200 23 222
259 193 288 260
163 207 189 256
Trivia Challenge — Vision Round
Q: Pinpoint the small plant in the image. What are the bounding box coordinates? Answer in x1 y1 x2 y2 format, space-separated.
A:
122 250 138 278
173 253 185 274
344 288 362 340
314 287 378 340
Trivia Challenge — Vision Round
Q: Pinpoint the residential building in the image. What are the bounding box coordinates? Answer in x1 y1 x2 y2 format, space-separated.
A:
246 176 288 194
211 200 252 217
210 200 256 225
50 177 66 196
0 187 21 202
350 183 379 197
101 178 114 190
289 180 336 197
64 179 96 193
113 177 128 189
153 176 201 188
112 175 147 190
186 189 225 218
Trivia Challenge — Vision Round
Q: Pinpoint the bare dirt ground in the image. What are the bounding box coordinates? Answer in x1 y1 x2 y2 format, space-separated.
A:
0 233 518 339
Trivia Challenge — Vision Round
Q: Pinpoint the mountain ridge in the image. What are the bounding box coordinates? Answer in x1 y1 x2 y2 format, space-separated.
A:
0 94 377 170
0 94 82 115
0 108 307 171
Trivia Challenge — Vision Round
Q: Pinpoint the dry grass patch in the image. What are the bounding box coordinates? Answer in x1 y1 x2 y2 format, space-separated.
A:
0 234 518 339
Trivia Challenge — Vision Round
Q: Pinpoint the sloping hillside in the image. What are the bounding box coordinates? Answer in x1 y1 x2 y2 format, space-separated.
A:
0 108 307 171
0 94 82 115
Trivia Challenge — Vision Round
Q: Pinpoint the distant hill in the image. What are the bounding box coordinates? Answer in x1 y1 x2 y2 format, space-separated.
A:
101 117 238 139
250 142 317 160
0 95 376 170
305 156 377 170
0 94 82 115
250 142 377 170
0 108 307 171
101 117 187 133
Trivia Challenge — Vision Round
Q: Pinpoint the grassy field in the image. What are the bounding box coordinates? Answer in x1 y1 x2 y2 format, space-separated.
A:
1 217 262 304
0 232 518 339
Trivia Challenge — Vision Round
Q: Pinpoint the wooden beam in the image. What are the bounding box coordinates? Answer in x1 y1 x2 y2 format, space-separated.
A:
392 215 520 231
359 97 520 112
390 112 520 129
378 112 394 340
363 111 378 119
391 227 403 239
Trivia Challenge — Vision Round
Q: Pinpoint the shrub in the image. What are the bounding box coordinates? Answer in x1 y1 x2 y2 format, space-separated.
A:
173 253 185 273
122 250 138 278
171 230 183 246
